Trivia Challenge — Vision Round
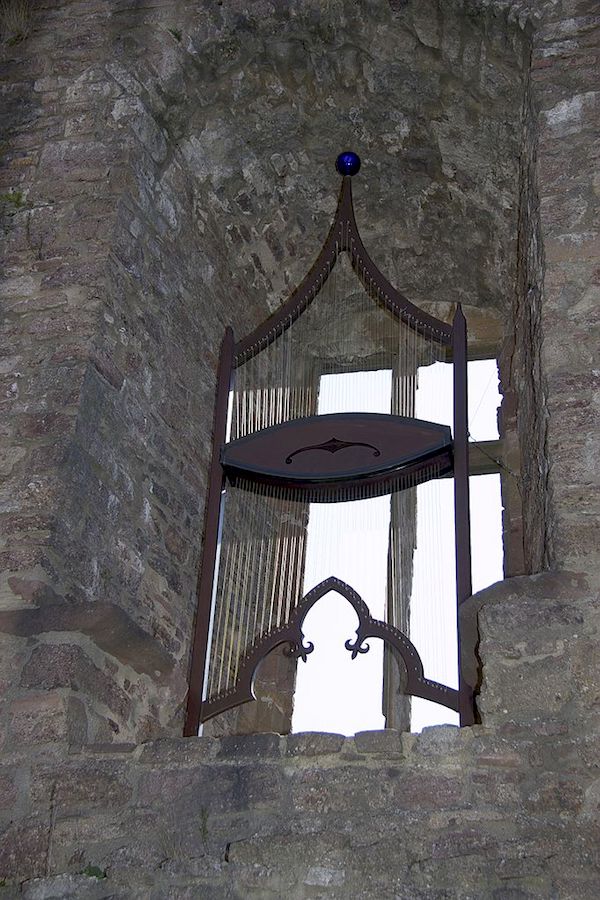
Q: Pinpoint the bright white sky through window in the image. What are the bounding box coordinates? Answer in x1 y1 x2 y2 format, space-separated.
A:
292 360 503 735
292 370 392 734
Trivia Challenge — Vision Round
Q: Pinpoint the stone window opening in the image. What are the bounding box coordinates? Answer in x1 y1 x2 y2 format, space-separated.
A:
185 155 524 739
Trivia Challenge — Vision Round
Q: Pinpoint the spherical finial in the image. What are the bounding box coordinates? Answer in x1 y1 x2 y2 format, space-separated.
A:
335 151 361 177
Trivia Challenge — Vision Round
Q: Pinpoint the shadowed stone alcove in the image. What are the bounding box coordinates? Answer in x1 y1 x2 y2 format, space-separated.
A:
2 0 600 894
1 0 541 743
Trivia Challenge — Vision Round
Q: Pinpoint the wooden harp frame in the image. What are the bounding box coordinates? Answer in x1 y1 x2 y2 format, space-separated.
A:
184 155 474 736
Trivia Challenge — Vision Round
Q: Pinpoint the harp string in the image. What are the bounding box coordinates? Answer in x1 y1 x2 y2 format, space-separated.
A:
240 480 259 673
229 479 248 687
231 247 451 437
209 489 231 698
252 480 269 640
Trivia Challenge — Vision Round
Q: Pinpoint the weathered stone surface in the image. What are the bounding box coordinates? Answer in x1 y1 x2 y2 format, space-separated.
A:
1 0 600 896
29 758 133 808
9 692 87 746
216 733 282 759
353 728 404 757
1 0 531 743
0 769 18 809
0 691 600 896
285 732 345 757
0 816 48 881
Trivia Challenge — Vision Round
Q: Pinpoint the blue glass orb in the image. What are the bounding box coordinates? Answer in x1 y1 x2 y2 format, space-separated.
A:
335 151 361 177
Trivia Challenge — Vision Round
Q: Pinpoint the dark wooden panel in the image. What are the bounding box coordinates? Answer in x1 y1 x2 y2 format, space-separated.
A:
222 413 452 485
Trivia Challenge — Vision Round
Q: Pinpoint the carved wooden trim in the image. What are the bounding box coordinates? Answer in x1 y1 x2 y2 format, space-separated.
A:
200 577 464 723
233 177 452 365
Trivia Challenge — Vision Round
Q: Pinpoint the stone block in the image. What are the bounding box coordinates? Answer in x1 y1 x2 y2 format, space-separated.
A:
478 653 572 726
136 764 236 811
47 807 157 869
21 874 114 899
284 732 345 757
29 758 133 808
412 724 468 758
0 770 18 809
38 141 116 183
20 643 132 728
524 774 585 814
9 692 87 746
474 578 600 727
137 736 216 766
0 634 27 692
385 770 468 811
217 733 282 759
470 767 524 810
412 0 441 48
0 817 48 880
353 729 404 757
83 743 138 757
429 827 496 861
289 762 466 816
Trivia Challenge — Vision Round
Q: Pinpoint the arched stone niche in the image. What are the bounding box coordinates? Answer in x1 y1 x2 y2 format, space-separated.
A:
0 0 549 744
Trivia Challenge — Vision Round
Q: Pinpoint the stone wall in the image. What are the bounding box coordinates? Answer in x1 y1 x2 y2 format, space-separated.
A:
1 570 600 898
2 0 600 895
533 2 600 579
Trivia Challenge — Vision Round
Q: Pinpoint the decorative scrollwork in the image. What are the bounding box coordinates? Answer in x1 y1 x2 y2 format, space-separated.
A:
283 637 315 662
345 634 370 658
286 436 380 465
200 576 465 724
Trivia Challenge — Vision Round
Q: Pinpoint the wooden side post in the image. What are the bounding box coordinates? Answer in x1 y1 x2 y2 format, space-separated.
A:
184 327 234 737
452 305 475 726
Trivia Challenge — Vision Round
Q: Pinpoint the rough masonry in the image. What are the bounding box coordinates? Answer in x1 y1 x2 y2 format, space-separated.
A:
1 0 599 896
